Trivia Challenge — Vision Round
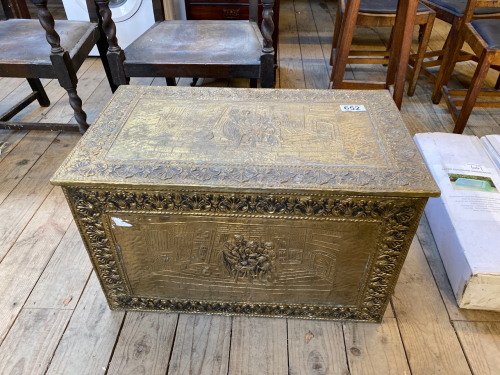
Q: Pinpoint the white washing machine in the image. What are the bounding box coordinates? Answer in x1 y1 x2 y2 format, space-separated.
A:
62 0 157 55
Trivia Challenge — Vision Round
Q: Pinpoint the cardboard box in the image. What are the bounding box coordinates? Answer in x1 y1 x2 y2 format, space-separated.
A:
414 133 500 311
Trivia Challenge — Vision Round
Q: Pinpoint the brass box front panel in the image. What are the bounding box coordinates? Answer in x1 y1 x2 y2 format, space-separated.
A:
109 214 380 306
65 186 427 322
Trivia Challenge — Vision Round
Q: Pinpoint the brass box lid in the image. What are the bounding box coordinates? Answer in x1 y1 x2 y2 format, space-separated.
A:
51 86 440 197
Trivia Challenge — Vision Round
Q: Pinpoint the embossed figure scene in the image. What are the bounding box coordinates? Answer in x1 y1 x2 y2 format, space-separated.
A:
109 214 380 305
105 98 388 168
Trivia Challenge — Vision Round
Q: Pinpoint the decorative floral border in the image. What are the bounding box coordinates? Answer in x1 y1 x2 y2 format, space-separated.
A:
65 186 426 322
52 87 439 196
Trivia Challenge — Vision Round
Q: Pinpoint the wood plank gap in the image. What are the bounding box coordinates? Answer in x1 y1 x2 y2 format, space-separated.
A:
226 317 234 375
391 301 416 375
293 0 312 88
102 311 129 375
341 322 352 375
450 321 476 375
160 314 181 375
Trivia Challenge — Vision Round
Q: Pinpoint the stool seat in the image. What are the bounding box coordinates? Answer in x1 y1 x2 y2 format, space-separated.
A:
425 0 500 15
359 0 429 14
471 19 500 49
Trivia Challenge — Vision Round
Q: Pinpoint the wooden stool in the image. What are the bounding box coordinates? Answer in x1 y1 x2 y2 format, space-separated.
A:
442 19 500 133
330 0 421 109
415 0 500 103
330 0 436 97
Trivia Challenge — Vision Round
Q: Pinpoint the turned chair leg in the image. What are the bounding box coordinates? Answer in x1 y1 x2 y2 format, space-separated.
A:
65 86 89 134
431 19 463 104
407 14 436 97
452 51 493 134
27 78 50 107
165 77 177 86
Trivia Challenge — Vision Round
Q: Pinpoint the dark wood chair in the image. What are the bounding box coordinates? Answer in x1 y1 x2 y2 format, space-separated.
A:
441 18 500 133
95 0 275 88
0 0 116 134
330 0 422 109
417 0 500 103
330 0 436 97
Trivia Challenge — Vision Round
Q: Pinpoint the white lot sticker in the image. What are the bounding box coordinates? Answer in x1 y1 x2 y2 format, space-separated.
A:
340 105 366 112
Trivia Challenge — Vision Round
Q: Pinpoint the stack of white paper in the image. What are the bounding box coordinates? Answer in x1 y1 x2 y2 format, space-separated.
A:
414 133 500 312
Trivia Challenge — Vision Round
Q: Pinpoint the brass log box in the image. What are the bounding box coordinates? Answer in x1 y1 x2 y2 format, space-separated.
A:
51 86 440 322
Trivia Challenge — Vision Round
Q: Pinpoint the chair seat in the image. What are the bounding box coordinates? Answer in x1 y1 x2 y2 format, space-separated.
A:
0 19 98 77
471 19 500 49
358 0 430 14
424 0 500 15
123 21 262 67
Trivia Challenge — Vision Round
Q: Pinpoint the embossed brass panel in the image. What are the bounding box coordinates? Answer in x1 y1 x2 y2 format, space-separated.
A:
109 213 380 305
52 87 440 322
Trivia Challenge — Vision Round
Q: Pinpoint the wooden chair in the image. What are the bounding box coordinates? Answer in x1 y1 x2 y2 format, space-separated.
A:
96 0 275 88
330 0 436 97
417 0 500 103
0 0 116 133
441 18 500 133
330 0 422 109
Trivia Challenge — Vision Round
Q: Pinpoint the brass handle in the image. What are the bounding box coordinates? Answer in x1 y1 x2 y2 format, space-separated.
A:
223 8 240 19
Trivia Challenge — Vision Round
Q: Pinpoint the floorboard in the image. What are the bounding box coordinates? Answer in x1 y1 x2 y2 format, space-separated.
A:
343 318 411 375
24 222 92 310
107 312 178 375
168 314 231 375
45 274 126 375
288 319 348 375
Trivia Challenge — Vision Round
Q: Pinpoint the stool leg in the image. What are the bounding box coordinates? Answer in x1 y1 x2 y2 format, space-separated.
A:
330 0 361 88
27 78 50 107
330 2 342 66
431 18 462 104
166 78 177 86
407 14 435 97
387 0 418 109
453 51 493 134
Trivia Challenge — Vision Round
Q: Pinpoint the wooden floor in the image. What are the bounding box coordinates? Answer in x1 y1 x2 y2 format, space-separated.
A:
2 0 500 374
